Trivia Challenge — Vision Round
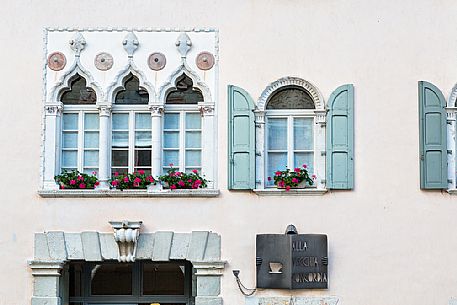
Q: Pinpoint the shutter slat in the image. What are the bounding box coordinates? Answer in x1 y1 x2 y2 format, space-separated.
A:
228 85 255 189
419 81 447 189
326 84 354 189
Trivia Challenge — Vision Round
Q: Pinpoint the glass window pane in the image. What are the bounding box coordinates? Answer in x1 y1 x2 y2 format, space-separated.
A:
185 131 201 148
112 150 128 167
69 263 83 297
294 152 314 174
135 150 151 167
185 150 201 167
84 151 98 167
63 132 78 148
134 168 151 176
63 113 78 130
164 131 179 148
84 131 99 148
267 152 287 185
112 113 129 130
135 131 151 148
112 131 129 148
62 151 77 168
112 168 128 176
83 168 98 175
135 113 151 129
164 150 179 167
84 113 99 130
294 118 313 150
267 118 287 150
185 113 201 129
91 263 133 295
164 113 180 129
143 262 185 295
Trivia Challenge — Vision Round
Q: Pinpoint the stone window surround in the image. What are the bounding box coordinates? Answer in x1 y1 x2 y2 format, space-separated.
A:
40 28 218 198
253 77 327 195
29 230 225 305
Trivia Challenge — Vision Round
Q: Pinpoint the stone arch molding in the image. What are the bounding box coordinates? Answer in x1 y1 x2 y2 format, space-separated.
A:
29 228 225 305
159 62 212 105
257 77 324 111
448 83 457 107
49 59 104 104
106 61 156 105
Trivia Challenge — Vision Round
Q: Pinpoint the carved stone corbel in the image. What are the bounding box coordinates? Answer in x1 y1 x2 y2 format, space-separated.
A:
109 220 143 262
45 103 63 116
315 109 327 126
149 105 164 117
254 110 265 128
199 104 214 116
98 105 112 117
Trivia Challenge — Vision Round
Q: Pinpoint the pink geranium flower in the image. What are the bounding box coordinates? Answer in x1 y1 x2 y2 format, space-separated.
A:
275 171 282 176
111 180 119 187
312 174 317 180
169 163 174 167
123 176 129 183
133 177 141 183
188 179 192 183
292 178 298 183
138 170 145 175
278 180 285 188
69 179 76 185
114 171 119 177
133 182 139 187
267 176 272 181
302 164 307 169
170 184 177 190
79 183 86 189
77 175 84 181
95 181 100 186
92 171 97 175
294 168 301 173
285 186 291 191
178 180 185 187
192 169 198 174
146 176 154 183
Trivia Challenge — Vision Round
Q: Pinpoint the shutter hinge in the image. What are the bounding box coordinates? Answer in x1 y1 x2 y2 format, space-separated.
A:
320 179 326 184
448 179 453 184
256 151 262 156
321 151 326 156
420 155 424 161
448 150 453 154
448 121 452 125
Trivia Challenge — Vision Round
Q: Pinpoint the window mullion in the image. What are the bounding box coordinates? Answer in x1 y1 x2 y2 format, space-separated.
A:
78 111 84 172
129 111 135 173
288 116 294 169
180 111 186 172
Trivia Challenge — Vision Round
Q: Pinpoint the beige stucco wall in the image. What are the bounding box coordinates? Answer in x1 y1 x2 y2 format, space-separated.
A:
1 0 457 304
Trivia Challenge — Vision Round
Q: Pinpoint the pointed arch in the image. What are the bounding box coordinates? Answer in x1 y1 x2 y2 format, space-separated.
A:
49 59 103 104
449 83 457 107
107 61 156 106
159 62 211 106
257 77 324 111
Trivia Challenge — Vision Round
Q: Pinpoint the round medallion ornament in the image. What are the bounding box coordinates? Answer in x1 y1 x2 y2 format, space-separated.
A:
148 53 166 71
47 52 66 71
94 52 114 71
196 52 215 71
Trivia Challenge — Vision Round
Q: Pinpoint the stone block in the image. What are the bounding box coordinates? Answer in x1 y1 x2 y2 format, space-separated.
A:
203 233 220 261
197 276 220 296
137 233 154 259
99 233 118 260
33 276 59 297
152 231 174 261
34 233 50 260
188 231 209 262
81 232 102 261
170 233 191 260
64 233 84 260
195 296 222 305
47 232 67 261
293 297 339 305
31 297 61 305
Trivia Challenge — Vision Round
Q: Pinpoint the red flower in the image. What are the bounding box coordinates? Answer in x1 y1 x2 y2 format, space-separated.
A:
192 169 198 174
133 177 141 183
294 168 301 173
169 163 174 167
114 172 119 177
302 164 307 169
92 171 97 175
195 179 202 185
292 178 298 183
123 176 129 183
312 174 317 180
275 171 282 176
79 183 86 189
138 170 145 175
133 182 139 187
267 176 272 181
146 176 154 182
178 180 185 187
95 181 100 186
111 180 119 187
188 179 192 183
170 184 177 190
60 184 65 189
285 185 291 191
77 175 84 181
278 181 285 188
69 179 76 185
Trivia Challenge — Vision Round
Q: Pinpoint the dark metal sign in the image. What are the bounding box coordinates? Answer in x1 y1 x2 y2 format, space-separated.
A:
256 226 328 289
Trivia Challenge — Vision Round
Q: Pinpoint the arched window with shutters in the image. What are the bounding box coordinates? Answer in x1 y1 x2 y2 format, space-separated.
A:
60 74 99 174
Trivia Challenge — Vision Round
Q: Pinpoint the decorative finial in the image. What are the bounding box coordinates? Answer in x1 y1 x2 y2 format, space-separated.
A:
69 32 86 57
175 32 192 59
123 32 139 58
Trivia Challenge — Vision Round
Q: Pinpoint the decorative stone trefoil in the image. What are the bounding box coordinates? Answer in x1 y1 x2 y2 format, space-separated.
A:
109 220 143 262
69 32 86 57
123 32 140 58
176 32 192 59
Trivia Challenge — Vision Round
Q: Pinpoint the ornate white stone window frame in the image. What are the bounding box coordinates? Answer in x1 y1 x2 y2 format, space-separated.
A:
29 230 225 305
446 85 457 193
39 28 219 197
253 77 327 196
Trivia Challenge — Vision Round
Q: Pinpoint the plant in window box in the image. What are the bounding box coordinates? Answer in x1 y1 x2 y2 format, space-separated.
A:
269 165 315 191
55 170 99 189
158 165 208 190
109 170 157 191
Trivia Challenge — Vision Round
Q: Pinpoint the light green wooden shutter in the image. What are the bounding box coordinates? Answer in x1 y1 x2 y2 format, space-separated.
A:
326 84 354 189
228 85 255 189
419 81 447 189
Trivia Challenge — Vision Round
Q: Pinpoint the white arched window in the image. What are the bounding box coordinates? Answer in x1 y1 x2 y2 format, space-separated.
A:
163 74 203 174
60 74 99 174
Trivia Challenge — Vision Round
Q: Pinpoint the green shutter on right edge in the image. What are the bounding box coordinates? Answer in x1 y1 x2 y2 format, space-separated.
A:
228 85 255 190
418 81 447 189
326 84 354 189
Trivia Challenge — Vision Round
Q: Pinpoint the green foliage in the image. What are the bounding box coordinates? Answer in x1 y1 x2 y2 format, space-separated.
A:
270 165 314 191
109 170 156 191
158 167 208 190
55 170 99 189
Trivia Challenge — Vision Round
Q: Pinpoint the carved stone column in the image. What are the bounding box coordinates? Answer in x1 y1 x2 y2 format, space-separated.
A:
199 104 215 188
314 109 327 189
43 104 63 190
254 110 265 189
447 107 457 189
193 261 225 305
97 105 111 190
150 105 164 178
29 261 65 305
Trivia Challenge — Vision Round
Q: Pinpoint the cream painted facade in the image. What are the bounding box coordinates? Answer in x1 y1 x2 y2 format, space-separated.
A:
2 0 457 305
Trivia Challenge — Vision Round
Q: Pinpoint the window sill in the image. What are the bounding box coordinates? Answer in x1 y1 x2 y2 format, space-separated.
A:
37 189 220 198
253 188 328 196
447 189 457 195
